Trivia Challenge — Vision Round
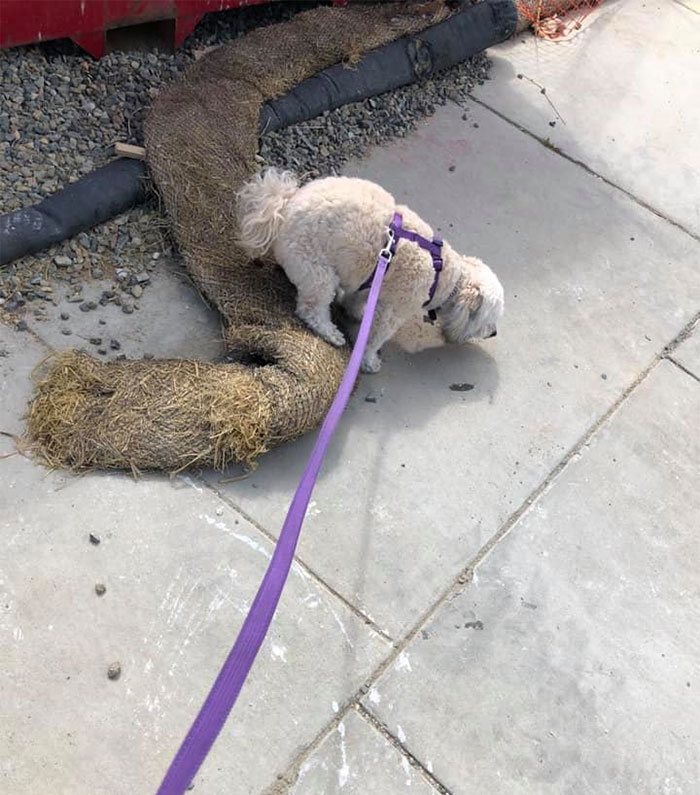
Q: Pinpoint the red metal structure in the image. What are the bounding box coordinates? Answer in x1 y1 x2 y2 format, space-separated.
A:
0 1 347 59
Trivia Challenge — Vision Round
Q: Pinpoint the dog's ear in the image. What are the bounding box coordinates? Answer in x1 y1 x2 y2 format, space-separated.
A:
462 282 483 313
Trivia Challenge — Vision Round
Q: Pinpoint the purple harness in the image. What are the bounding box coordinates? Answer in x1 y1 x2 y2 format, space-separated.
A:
359 211 444 322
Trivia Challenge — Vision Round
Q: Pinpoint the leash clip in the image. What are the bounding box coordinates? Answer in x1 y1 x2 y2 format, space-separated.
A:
379 226 395 262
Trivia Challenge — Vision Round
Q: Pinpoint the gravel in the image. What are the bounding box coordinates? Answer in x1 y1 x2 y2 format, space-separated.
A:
259 53 491 179
0 2 491 331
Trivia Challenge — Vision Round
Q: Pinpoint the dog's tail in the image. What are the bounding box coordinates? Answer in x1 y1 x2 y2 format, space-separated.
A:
236 168 299 258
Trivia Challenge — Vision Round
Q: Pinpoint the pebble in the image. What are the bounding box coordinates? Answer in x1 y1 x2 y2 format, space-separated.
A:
89 337 102 345
89 532 100 545
60 327 72 336
53 255 72 268
130 284 143 299
121 301 134 314
60 311 69 320
107 662 122 681
109 339 121 350
95 582 106 596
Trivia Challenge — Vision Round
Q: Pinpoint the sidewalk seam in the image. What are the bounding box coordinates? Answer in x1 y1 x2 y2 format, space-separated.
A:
199 476 395 646
665 355 700 385
355 703 456 795
263 311 699 793
467 95 700 244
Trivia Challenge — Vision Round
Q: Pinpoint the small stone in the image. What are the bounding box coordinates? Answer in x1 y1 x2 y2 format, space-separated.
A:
89 533 100 545
449 383 474 392
472 123 479 128
143 352 154 360
54 255 72 268
99 319 107 325
601 373 608 380
15 320 28 332
364 395 378 404
60 312 70 320
121 301 134 315
135 271 151 284
448 165 456 172
89 337 102 345
151 251 161 260
60 327 72 336
109 339 121 350
462 113 468 121
97 348 107 355
67 294 83 303
549 121 556 127
107 662 121 681
130 284 143 299
95 583 106 596
91 267 104 279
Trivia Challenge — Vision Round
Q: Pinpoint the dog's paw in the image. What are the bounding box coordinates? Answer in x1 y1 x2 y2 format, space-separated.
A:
361 353 382 374
321 326 347 348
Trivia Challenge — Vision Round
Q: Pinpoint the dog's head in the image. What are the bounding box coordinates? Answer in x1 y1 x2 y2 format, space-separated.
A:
441 257 504 344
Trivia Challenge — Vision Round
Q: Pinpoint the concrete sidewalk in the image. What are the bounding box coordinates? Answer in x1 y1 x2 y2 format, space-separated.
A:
1 1 699 793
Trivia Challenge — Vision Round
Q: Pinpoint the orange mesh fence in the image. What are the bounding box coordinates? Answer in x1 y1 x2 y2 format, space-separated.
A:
516 0 603 39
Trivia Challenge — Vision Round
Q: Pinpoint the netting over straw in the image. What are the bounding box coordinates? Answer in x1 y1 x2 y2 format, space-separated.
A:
516 0 602 38
27 2 452 473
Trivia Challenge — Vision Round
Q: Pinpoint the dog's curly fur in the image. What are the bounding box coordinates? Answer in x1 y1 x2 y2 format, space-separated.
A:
237 169 504 372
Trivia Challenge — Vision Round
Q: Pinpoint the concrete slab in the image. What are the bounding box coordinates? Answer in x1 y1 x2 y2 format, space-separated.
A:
674 325 700 379
363 360 700 795
0 323 50 453
472 0 700 235
24 256 223 361
0 357 389 795
289 708 441 794
206 100 700 638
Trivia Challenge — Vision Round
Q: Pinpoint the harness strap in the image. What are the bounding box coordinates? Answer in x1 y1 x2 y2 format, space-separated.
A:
359 212 444 311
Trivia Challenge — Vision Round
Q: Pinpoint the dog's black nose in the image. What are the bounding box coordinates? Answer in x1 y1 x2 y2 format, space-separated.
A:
487 329 498 339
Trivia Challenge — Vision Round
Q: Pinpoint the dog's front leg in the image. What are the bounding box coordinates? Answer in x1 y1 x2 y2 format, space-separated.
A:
362 301 408 374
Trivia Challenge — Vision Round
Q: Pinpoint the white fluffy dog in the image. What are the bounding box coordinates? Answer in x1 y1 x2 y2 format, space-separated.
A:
236 169 504 373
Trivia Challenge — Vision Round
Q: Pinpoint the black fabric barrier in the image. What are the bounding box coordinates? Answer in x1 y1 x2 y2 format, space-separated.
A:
0 0 517 267
260 0 517 133
0 158 147 266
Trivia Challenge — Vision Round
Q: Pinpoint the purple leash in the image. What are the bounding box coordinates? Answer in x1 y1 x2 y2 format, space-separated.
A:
156 227 396 795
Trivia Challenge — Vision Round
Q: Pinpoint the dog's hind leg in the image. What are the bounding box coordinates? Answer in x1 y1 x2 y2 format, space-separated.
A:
362 301 409 373
340 291 367 323
293 269 346 348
